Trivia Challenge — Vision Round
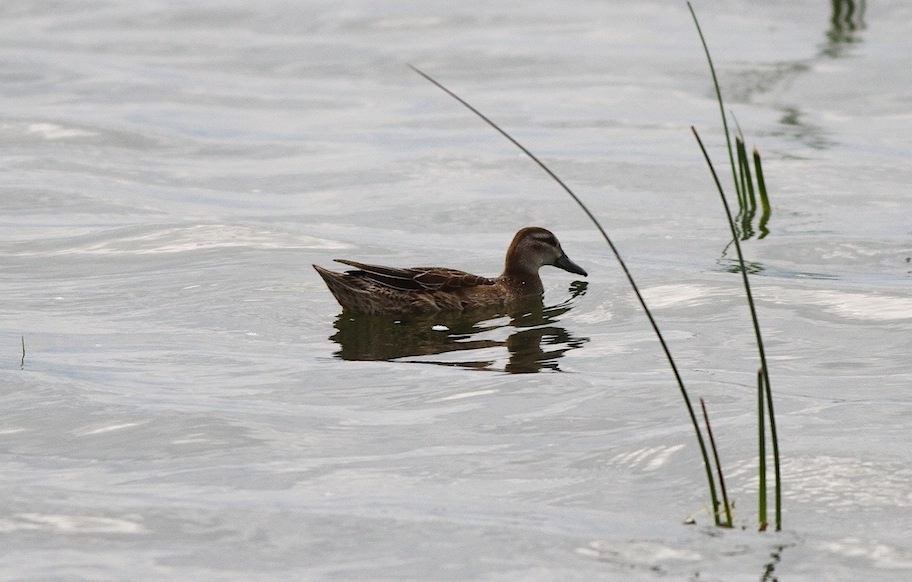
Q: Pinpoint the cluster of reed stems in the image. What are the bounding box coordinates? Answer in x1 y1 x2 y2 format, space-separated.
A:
688 2 780 530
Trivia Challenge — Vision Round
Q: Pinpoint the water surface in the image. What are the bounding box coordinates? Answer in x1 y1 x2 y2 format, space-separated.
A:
2 1 911 580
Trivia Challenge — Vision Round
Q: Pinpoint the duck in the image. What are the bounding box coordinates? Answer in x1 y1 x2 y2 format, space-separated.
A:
313 226 587 314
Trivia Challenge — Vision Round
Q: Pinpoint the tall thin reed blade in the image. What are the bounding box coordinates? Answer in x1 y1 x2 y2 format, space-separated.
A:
688 2 741 200
764 366 782 531
408 63 720 524
692 126 780 531
736 138 755 240
735 136 747 210
754 148 772 239
738 138 757 211
758 368 768 531
701 398 732 528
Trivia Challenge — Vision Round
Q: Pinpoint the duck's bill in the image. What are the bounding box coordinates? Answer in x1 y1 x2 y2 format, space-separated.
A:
554 253 588 277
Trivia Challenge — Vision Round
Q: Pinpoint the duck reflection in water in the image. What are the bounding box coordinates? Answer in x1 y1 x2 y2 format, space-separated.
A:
329 281 589 373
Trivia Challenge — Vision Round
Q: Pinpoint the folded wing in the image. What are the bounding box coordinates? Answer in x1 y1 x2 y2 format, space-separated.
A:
335 259 495 292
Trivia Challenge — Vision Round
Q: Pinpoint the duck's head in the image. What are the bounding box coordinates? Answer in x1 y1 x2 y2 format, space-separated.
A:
505 227 588 277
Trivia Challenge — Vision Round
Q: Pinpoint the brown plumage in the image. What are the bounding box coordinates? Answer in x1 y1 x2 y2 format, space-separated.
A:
313 227 587 314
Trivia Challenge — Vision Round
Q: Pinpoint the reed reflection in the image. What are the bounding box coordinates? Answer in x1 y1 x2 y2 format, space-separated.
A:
329 281 588 373
823 0 866 58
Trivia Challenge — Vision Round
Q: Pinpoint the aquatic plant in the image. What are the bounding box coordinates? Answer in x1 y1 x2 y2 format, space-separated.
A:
688 2 781 531
408 4 783 531
700 398 732 526
689 3 772 242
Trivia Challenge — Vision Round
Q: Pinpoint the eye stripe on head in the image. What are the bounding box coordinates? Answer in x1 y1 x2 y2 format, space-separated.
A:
529 232 557 245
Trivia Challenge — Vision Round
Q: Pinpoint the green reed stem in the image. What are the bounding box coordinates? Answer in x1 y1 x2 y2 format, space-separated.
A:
758 367 768 530
701 398 732 527
408 63 721 526
735 136 747 211
736 137 755 240
754 148 771 238
688 2 741 201
764 365 782 531
737 137 757 212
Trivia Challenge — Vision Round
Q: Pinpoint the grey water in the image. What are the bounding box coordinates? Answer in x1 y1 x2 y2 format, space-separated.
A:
2 1 911 580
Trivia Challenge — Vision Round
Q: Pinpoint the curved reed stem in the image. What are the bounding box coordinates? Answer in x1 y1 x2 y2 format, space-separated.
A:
688 1 741 200
409 64 721 524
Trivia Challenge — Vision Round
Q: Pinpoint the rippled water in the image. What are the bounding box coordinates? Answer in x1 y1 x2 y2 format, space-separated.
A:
2 1 911 580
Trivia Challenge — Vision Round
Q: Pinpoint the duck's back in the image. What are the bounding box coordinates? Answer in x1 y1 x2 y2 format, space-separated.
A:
313 261 501 314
